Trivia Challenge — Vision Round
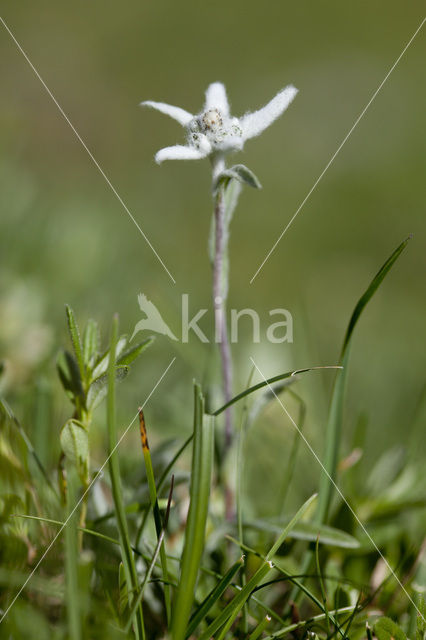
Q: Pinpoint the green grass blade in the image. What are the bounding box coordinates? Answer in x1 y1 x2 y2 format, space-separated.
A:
225 536 346 637
138 409 171 624
317 236 410 525
171 383 214 640
185 559 243 638
107 315 145 640
198 561 273 640
200 495 317 640
248 615 272 640
124 529 166 633
340 236 411 359
263 606 358 639
0 397 58 498
13 514 146 556
288 238 411 610
279 389 306 513
64 470 81 640
316 536 330 633
135 434 193 548
236 366 256 635
266 493 317 560
212 366 341 416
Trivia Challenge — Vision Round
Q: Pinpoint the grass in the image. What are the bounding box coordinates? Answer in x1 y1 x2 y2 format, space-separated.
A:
0 238 425 639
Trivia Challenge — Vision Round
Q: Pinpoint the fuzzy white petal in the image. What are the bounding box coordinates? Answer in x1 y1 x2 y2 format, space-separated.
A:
204 82 230 116
141 101 193 126
240 85 298 141
154 145 208 164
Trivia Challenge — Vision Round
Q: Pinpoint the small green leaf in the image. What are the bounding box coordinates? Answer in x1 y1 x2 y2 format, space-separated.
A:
217 164 262 190
60 419 89 480
83 319 99 370
116 337 154 366
56 350 85 404
92 335 128 379
65 305 85 380
86 366 129 410
374 617 407 640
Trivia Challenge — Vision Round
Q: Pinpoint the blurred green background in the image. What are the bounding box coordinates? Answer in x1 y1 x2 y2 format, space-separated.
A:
1 1 425 516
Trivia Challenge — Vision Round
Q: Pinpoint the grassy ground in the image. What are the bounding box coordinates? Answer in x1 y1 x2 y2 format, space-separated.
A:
0 240 425 638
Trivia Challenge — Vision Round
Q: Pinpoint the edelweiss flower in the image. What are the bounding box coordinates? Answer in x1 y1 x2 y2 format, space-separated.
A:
142 82 298 164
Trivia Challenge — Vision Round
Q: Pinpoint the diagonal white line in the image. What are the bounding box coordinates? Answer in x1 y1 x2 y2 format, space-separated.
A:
0 16 176 285
0 357 176 624
249 356 424 620
250 16 426 284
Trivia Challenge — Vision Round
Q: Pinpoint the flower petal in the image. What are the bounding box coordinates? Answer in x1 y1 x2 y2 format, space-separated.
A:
154 145 208 164
240 85 298 141
141 101 193 126
204 82 230 116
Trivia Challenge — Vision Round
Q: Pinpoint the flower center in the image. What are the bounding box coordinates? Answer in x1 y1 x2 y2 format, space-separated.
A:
202 108 223 132
187 108 243 153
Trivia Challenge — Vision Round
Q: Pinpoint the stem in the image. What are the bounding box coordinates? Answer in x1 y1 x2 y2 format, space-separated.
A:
213 183 233 450
77 497 87 549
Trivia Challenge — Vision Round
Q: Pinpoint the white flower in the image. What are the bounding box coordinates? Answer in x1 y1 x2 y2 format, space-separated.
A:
141 82 298 164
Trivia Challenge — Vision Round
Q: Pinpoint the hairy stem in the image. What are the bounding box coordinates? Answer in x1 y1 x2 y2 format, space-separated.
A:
213 184 233 450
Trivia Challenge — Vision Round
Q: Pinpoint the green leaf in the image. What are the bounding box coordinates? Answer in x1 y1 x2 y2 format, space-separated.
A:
374 617 407 640
57 350 85 404
217 164 262 190
60 420 89 481
86 365 129 410
246 519 359 549
366 446 405 494
91 335 128 379
65 305 85 381
171 384 214 640
223 175 242 225
116 337 154 366
82 319 99 369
